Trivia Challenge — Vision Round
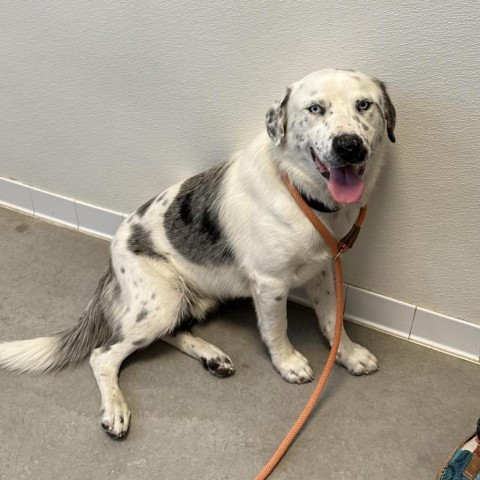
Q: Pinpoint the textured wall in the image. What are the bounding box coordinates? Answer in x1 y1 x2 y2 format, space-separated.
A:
1 1 479 324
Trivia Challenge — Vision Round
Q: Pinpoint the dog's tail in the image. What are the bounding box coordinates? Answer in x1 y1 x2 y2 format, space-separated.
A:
0 268 117 373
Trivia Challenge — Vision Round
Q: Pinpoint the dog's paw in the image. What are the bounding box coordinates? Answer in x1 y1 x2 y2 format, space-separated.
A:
201 354 235 378
100 399 131 439
273 350 314 384
338 342 379 376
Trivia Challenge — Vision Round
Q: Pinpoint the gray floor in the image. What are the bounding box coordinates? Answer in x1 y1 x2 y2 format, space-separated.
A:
0 206 478 480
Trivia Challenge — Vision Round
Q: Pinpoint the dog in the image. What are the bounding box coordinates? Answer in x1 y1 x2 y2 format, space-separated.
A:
0 68 396 438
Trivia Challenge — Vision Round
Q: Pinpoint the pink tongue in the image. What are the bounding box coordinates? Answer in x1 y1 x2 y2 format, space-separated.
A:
328 165 365 203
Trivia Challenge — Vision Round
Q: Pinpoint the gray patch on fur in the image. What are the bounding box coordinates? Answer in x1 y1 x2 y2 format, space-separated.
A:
171 279 218 334
136 196 155 218
110 261 121 296
274 296 282 302
53 262 124 370
171 316 197 335
132 338 148 346
266 87 291 146
136 309 149 322
101 330 124 352
127 224 167 261
163 164 234 266
155 192 166 203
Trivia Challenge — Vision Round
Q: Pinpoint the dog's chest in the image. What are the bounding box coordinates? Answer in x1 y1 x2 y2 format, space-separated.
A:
277 207 359 284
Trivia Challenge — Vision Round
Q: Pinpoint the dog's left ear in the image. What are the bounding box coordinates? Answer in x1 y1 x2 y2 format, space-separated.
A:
266 87 291 147
375 80 396 143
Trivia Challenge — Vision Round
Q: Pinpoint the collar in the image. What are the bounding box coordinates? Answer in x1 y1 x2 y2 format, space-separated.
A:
298 191 340 213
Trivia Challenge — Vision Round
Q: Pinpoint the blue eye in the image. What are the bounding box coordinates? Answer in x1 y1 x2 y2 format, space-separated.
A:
357 99 372 111
308 104 325 115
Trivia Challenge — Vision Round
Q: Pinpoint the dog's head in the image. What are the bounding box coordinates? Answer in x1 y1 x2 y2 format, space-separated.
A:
266 69 396 204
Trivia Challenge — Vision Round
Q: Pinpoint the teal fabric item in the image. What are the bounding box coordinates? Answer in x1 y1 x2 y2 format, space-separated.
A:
440 449 472 479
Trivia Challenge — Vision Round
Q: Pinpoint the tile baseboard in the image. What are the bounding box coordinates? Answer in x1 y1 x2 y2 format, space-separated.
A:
0 177 35 214
75 200 124 240
0 176 124 240
29 186 78 229
410 308 480 362
1 175 479 363
345 285 416 340
290 285 479 363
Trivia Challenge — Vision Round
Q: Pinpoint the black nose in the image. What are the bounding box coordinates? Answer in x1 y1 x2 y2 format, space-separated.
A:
332 134 366 163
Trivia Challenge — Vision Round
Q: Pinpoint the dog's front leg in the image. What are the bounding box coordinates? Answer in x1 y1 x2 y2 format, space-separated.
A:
305 265 379 375
251 275 313 384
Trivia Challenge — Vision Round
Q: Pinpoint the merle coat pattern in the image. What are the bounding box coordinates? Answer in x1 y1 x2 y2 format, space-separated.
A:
0 69 396 438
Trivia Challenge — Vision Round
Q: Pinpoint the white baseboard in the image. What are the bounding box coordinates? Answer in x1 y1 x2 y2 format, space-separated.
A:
1 175 479 363
0 176 124 240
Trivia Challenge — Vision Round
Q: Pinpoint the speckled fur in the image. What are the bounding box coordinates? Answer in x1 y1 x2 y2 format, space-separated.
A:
0 69 395 438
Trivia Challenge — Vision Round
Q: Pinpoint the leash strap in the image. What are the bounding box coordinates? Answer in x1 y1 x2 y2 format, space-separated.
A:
254 174 367 480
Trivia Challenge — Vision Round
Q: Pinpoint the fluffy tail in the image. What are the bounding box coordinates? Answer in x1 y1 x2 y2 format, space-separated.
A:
0 336 61 373
0 267 118 373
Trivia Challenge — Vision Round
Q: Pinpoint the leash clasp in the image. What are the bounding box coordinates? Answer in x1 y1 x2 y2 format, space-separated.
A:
333 224 362 262
332 248 344 262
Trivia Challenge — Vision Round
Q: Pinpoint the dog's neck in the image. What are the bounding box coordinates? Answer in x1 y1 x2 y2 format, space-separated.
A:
296 187 340 213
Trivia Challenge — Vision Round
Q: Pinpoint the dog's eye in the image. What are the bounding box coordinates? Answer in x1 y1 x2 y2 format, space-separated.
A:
357 99 372 111
308 104 325 115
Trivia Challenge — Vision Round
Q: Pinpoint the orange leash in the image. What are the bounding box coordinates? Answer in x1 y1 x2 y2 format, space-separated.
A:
254 174 367 480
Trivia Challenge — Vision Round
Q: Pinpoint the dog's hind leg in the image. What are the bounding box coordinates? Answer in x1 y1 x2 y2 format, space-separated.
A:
89 341 137 438
88 287 183 438
162 331 235 378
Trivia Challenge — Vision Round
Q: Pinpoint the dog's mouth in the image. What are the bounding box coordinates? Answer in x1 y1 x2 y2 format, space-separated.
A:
310 148 366 204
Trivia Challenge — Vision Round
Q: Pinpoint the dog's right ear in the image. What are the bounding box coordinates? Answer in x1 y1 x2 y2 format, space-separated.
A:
266 87 291 147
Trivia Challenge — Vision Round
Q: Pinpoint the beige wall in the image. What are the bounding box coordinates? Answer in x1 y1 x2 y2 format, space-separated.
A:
1 1 479 324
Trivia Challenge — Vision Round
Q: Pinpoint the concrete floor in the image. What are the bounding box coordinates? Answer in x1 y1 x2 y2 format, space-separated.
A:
0 205 478 480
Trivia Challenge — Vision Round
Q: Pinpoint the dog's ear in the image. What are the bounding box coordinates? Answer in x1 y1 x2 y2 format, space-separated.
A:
266 87 291 147
375 80 396 143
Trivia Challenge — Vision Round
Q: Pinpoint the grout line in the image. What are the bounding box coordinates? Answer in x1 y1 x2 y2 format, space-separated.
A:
28 186 35 215
408 306 417 340
73 201 80 232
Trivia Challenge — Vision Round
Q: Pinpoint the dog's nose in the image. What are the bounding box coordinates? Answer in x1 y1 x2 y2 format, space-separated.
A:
332 134 366 163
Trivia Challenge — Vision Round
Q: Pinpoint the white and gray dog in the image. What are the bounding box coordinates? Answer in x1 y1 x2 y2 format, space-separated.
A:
0 69 395 438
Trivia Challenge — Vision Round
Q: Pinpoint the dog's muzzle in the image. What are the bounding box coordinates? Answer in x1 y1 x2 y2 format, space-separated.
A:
332 134 367 164
311 141 367 204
